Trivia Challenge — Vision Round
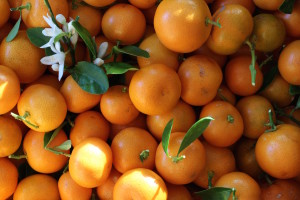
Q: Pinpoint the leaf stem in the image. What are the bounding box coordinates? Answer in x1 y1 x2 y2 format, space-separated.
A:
207 171 215 189
11 111 39 129
245 39 257 86
205 17 221 28
171 155 185 163
259 54 273 69
10 2 31 11
232 188 237 200
8 154 27 159
139 149 150 163
264 109 276 132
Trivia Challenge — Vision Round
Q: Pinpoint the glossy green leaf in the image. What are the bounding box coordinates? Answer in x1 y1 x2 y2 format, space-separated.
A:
177 117 213 156
114 45 150 58
27 27 51 47
6 16 22 42
161 119 174 157
258 64 278 93
70 61 109 94
195 187 232 200
103 62 138 75
44 131 59 149
289 85 300 95
279 0 296 14
53 140 72 151
72 21 97 60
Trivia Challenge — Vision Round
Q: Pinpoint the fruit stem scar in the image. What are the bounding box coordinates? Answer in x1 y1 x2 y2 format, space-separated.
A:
10 2 31 12
245 39 257 86
227 114 234 123
139 149 150 163
264 109 277 132
10 111 39 129
171 155 185 163
205 17 222 28
122 87 128 93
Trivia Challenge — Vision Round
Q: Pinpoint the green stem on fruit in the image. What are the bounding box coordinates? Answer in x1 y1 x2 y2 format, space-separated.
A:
227 115 234 123
232 188 237 200
8 154 27 159
207 171 215 189
171 155 185 163
264 109 277 132
10 2 31 12
11 111 39 129
205 17 222 28
245 39 257 86
139 149 150 163
259 54 273 69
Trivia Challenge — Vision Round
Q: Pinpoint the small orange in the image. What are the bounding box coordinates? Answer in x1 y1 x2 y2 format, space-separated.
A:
215 171 261 200
129 64 181 115
0 116 22 157
96 167 122 200
155 132 206 185
17 84 67 132
0 0 10 29
213 84 236 105
70 110 110 147
261 179 300 200
60 75 102 113
146 100 196 141
113 168 168 200
23 129 70 174
253 0 284 11
100 85 140 125
111 127 158 173
0 65 20 115
166 183 192 200
128 0 157 9
211 0 255 14
0 158 18 200
25 74 63 90
83 0 115 7
69 137 113 188
58 171 92 200
13 174 60 200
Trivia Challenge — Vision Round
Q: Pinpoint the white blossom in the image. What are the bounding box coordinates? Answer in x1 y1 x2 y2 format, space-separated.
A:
40 14 63 49
93 42 108 66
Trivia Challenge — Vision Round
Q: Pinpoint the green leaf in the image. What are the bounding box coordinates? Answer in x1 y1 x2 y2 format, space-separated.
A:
44 131 59 149
258 64 278 93
70 61 109 94
6 16 22 42
72 21 97 60
279 0 296 14
27 27 51 47
289 85 300 95
103 62 138 75
161 119 174 157
53 140 72 151
54 32 69 44
139 149 150 163
114 45 150 58
177 117 213 156
195 187 233 200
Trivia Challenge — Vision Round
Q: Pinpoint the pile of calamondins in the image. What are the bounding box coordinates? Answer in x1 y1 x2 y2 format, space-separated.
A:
0 0 300 199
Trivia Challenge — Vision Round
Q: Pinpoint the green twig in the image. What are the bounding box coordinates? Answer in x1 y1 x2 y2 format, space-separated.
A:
245 39 257 86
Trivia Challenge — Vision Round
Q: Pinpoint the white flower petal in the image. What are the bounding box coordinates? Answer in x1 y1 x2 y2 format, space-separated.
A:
68 22 76 34
43 14 56 29
42 28 56 37
97 42 108 59
70 33 78 46
58 64 64 81
93 58 104 66
51 64 59 72
56 14 66 25
40 53 65 65
55 42 61 52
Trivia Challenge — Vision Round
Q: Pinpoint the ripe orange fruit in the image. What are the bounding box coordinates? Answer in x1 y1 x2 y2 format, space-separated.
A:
147 100 196 141
178 54 223 106
211 0 255 14
155 132 206 185
58 171 92 200
0 30 46 83
83 0 115 7
60 75 102 113
154 0 213 53
225 55 263 96
70 110 110 147
25 74 63 90
113 168 168 200
0 158 18 200
253 0 284 11
129 64 181 115
100 85 140 125
0 116 22 157
261 179 300 200
13 174 60 200
96 167 122 200
137 33 180 71
215 171 261 200
194 142 236 188
69 137 113 188
21 0 69 28
0 65 20 115
200 100 244 147
166 183 192 200
128 0 157 9
111 127 158 173
213 84 236 105
236 95 275 139
0 0 10 29
17 84 67 132
255 124 300 179
101 3 146 45
23 129 70 174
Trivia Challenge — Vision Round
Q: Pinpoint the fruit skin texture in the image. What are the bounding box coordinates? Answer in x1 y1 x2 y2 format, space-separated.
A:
113 168 168 200
0 158 18 200
129 64 181 115
155 132 206 185
255 124 300 179
178 54 223 106
17 84 67 132
69 137 113 188
23 129 70 174
0 0 10 28
13 174 60 200
0 65 20 115
0 30 46 83
215 172 261 200
154 0 212 53
278 40 300 85
261 179 300 200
